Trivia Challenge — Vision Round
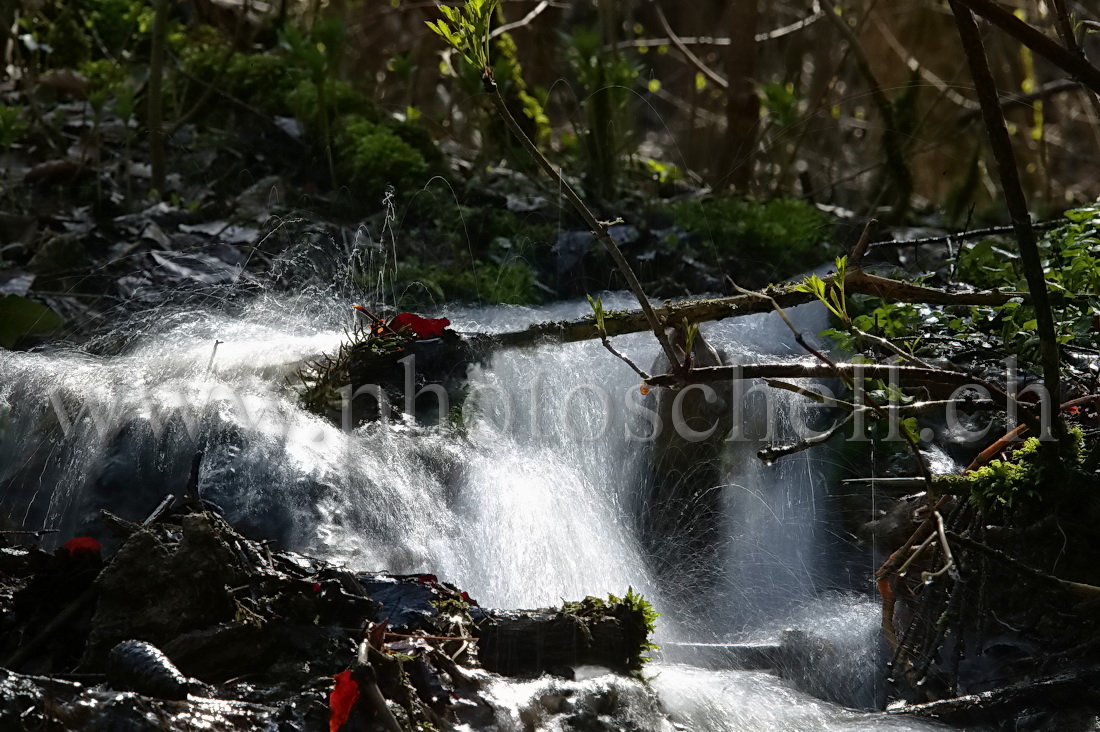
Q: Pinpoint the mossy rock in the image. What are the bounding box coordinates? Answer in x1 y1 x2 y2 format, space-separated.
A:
337 118 430 203
393 258 540 308
667 196 835 278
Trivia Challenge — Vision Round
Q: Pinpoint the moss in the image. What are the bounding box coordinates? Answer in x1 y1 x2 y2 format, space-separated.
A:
950 428 1093 512
561 588 659 674
394 258 539 308
293 326 409 419
668 196 833 272
288 79 376 131
338 118 430 202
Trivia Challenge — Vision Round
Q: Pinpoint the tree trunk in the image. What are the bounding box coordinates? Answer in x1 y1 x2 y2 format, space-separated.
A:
723 0 759 191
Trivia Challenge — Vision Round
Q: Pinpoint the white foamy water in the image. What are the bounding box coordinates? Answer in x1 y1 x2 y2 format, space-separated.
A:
0 286 950 730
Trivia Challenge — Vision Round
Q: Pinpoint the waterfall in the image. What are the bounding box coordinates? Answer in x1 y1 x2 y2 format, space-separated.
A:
0 287 947 730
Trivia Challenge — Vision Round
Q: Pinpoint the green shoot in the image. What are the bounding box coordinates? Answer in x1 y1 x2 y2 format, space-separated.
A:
426 0 499 71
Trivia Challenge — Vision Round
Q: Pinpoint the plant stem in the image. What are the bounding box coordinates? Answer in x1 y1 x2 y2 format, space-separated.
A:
481 72 682 371
950 2 1063 453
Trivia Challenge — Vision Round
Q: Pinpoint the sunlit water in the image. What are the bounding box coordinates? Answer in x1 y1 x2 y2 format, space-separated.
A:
0 282 950 729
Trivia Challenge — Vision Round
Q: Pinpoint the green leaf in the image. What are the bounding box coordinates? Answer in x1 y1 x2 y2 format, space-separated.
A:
587 294 606 333
0 295 62 348
900 416 920 443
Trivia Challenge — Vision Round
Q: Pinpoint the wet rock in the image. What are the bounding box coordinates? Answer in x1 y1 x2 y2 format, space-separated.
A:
0 665 318 731
161 622 272 683
859 492 929 554
82 513 244 668
107 640 191 700
359 575 441 630
776 628 882 710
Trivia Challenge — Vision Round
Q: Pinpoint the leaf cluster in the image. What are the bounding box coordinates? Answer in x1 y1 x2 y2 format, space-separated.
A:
560 588 660 672
820 204 1100 368
426 0 499 71
796 256 849 323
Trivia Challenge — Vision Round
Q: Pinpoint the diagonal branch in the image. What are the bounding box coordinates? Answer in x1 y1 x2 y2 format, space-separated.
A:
950 1 1064 455
481 72 683 372
952 0 1100 97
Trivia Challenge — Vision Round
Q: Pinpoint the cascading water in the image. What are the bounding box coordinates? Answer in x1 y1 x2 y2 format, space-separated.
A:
0 275 952 729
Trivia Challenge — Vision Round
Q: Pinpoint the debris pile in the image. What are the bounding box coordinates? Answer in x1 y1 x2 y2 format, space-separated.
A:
0 505 657 731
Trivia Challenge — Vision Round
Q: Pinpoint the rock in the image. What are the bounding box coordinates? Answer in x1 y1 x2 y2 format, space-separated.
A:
82 513 244 668
107 640 190 700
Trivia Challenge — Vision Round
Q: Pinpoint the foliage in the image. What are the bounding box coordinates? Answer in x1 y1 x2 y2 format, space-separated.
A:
567 29 640 199
395 258 538 308
950 428 1090 512
759 81 802 130
588 295 606 333
0 295 62 348
338 119 430 203
425 0 499 70
560 588 659 673
833 204 1100 369
0 105 28 149
796 256 849 323
287 78 374 133
668 197 833 269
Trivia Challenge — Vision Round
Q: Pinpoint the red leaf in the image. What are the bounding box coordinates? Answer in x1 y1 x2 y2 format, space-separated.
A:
64 537 101 556
417 574 438 585
311 582 322 593
329 670 359 732
388 313 450 339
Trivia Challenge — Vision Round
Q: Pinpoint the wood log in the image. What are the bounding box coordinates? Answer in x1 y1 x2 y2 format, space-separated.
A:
490 270 1019 350
472 606 649 677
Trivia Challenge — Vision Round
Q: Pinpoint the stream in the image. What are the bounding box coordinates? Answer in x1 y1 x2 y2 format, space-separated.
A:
0 273 954 729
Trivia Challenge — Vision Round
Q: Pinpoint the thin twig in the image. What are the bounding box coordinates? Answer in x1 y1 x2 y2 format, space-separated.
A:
482 72 681 371
946 530 1100 598
869 220 1061 249
897 531 937 577
1048 0 1100 152
921 510 957 582
849 218 876 266
600 337 650 380
730 280 933 483
763 378 858 410
614 1 823 47
758 412 854 462
818 0 911 218
648 0 728 89
490 0 551 38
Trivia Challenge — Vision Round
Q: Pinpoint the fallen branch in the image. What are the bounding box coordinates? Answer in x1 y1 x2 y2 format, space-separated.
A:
734 248 932 481
868 220 1060 250
492 269 1021 349
890 669 1100 724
